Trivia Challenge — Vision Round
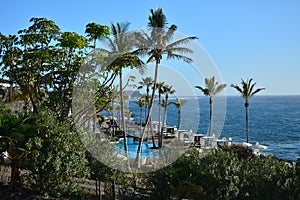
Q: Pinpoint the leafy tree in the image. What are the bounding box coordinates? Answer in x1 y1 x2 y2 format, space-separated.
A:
50 31 88 119
1 18 92 120
16 17 61 114
231 78 265 143
134 8 197 166
0 34 22 103
195 76 226 136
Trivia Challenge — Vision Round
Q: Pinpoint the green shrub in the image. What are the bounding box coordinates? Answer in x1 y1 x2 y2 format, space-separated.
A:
24 113 91 199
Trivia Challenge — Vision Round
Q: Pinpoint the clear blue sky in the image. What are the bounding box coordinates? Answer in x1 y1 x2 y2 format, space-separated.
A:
1 0 300 95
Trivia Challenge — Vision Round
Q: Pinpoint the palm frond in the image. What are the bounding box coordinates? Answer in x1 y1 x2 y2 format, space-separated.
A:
195 86 209 96
230 84 243 94
248 81 256 96
146 54 155 63
163 24 177 43
214 84 227 95
250 88 265 98
166 36 198 49
148 8 167 28
166 47 193 54
106 37 117 52
166 53 193 63
95 47 111 54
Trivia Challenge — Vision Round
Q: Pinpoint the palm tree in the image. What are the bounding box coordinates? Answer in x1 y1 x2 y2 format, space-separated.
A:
101 22 144 159
195 76 226 136
109 85 118 137
155 81 165 145
137 77 154 122
138 78 158 147
0 112 39 190
170 97 187 130
231 78 265 143
134 8 197 165
159 84 175 147
135 96 147 137
85 22 110 50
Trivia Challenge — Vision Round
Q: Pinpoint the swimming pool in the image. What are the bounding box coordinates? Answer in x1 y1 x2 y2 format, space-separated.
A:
115 137 159 158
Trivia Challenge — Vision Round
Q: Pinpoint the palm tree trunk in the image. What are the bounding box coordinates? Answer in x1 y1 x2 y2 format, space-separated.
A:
136 61 159 167
9 157 19 190
111 97 115 137
245 102 249 143
209 97 213 136
158 93 162 147
140 107 142 137
119 69 128 158
150 118 157 148
161 95 168 148
178 109 181 130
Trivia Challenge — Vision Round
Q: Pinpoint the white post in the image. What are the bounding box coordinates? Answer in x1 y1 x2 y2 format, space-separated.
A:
228 137 232 146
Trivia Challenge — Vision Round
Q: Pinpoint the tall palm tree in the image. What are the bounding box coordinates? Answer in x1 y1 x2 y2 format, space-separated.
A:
138 78 158 147
160 84 175 147
155 81 165 145
135 96 147 137
134 8 197 165
102 22 144 159
137 77 154 122
231 78 265 143
195 76 226 136
170 97 187 130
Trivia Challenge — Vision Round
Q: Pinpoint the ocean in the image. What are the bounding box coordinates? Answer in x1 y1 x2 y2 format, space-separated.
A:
128 95 300 162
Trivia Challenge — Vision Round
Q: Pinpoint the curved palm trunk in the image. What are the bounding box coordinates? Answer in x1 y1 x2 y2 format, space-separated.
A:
158 93 162 147
136 61 159 167
139 107 142 136
245 101 249 143
160 95 168 148
119 69 128 158
177 108 181 130
150 118 157 148
209 97 213 136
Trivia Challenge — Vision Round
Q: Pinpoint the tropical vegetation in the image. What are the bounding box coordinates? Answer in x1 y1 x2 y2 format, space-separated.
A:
0 8 299 200
231 78 265 143
195 76 226 136
133 8 197 166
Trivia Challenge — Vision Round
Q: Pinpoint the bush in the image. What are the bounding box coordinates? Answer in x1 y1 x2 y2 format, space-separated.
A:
145 148 300 200
23 113 91 198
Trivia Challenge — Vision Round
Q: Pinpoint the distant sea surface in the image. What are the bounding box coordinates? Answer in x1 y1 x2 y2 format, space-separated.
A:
128 95 300 162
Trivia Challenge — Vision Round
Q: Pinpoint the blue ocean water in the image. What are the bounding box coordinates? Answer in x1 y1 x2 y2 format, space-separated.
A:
128 95 300 162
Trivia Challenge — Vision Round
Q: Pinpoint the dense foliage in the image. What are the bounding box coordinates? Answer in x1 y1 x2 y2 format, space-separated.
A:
23 112 90 198
146 147 300 200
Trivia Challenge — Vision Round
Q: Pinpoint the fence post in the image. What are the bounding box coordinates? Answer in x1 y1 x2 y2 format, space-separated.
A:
95 178 102 200
111 180 116 200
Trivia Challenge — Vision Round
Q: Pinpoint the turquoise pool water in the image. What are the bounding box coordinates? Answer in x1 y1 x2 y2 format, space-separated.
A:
115 137 159 158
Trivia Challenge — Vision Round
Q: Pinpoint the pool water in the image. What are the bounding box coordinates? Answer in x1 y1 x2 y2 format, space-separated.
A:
115 137 159 158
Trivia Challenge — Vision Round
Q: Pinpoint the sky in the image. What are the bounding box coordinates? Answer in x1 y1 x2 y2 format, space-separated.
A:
1 0 300 95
